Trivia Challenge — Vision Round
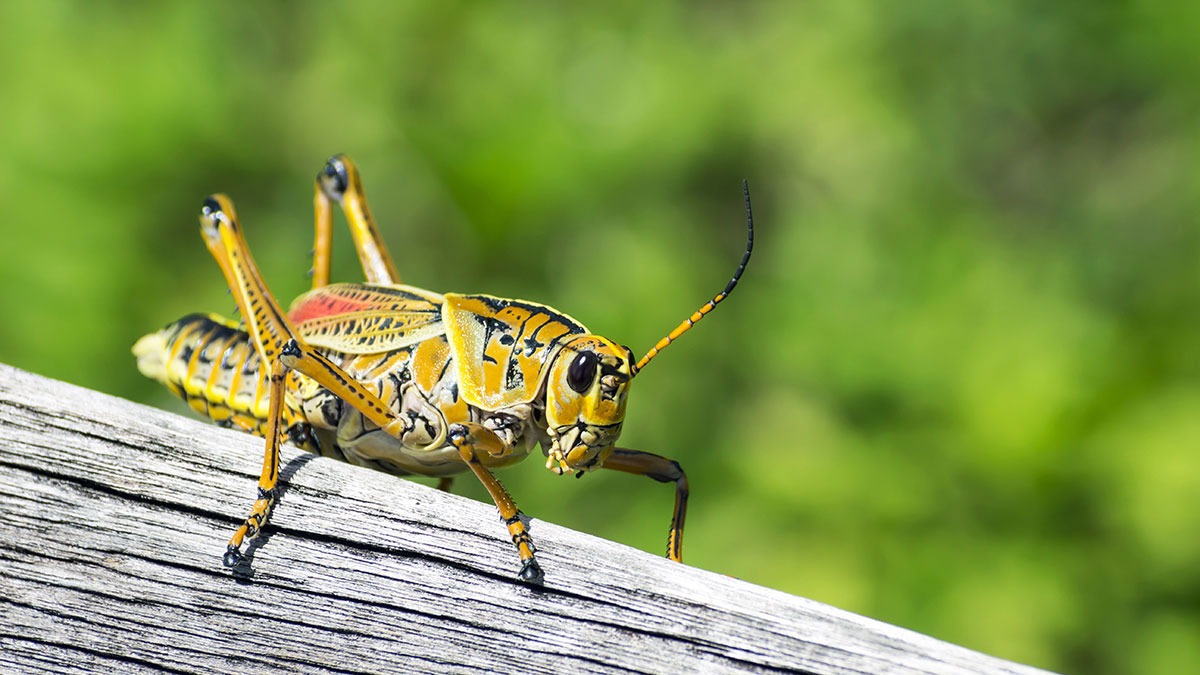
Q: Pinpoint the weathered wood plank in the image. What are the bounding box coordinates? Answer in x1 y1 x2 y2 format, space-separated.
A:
0 363 1055 675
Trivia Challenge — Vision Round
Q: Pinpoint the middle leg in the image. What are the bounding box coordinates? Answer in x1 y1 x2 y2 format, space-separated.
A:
448 422 543 584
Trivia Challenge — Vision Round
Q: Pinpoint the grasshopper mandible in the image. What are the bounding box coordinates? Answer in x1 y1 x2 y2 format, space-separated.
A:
133 155 753 583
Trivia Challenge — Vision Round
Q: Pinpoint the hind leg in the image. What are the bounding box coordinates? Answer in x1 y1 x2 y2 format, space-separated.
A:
310 154 400 288
201 195 411 565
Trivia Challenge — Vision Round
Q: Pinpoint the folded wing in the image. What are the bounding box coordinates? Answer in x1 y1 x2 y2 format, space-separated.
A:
289 283 447 354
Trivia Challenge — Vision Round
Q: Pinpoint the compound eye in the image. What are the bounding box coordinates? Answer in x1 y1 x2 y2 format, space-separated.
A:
567 351 598 393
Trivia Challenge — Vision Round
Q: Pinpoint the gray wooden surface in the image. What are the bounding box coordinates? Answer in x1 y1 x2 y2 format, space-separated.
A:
0 363 1056 675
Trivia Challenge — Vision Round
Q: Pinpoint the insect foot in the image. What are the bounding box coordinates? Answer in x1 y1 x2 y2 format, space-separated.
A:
448 423 544 583
223 486 278 570
519 558 544 585
223 545 243 568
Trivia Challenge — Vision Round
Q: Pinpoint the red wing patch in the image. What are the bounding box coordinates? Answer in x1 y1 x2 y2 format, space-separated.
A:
289 283 447 354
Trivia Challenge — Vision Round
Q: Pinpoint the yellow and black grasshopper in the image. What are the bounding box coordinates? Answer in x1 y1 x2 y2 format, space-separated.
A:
134 155 753 583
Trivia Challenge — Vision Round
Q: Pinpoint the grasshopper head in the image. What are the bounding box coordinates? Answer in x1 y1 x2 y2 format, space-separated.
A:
543 335 633 475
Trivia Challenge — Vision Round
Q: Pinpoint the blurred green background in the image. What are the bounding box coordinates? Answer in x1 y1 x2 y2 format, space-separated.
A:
2 2 1198 672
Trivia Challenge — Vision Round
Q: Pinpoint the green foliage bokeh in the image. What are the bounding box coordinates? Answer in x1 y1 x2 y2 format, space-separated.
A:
2 3 1199 672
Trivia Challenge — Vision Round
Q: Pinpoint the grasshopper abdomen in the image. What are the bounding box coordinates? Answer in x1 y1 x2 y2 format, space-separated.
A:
135 313 272 436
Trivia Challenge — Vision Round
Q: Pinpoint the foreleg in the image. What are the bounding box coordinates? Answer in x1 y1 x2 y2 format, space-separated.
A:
601 448 689 562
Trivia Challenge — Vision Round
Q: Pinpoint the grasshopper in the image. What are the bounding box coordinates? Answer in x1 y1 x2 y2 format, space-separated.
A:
134 155 753 583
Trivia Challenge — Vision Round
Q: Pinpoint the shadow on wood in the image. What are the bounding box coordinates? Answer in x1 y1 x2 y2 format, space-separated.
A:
0 363 1055 674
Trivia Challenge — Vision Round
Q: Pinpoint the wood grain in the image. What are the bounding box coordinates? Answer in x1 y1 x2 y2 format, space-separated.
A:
0 363 1055 674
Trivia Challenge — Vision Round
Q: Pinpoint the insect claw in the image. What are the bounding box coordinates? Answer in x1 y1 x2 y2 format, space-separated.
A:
223 545 243 568
518 558 544 585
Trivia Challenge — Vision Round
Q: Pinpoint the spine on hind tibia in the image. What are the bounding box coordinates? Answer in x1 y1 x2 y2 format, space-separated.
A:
133 313 271 436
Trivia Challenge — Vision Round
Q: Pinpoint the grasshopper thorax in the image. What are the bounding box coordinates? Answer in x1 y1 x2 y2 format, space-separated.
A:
543 335 633 475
